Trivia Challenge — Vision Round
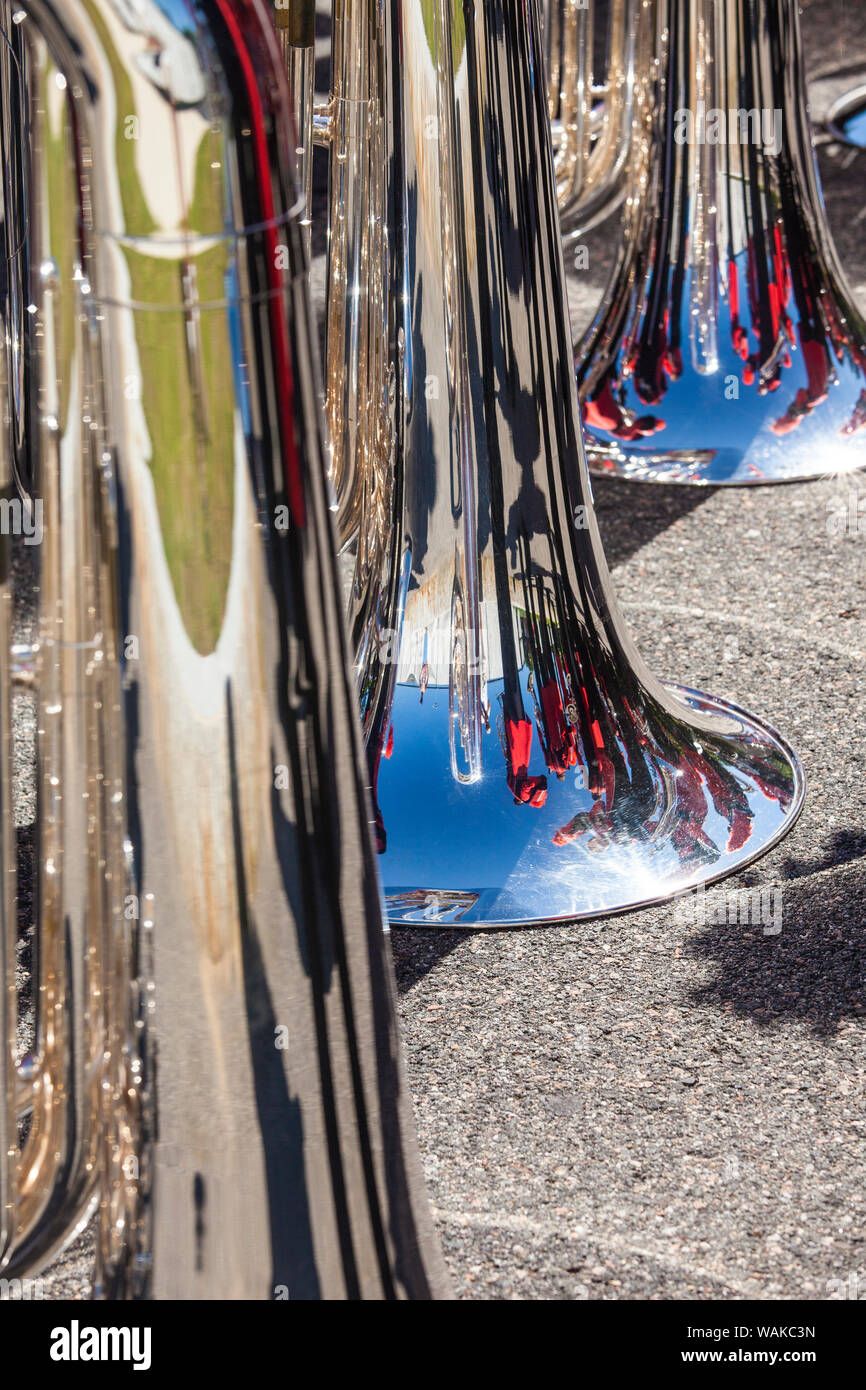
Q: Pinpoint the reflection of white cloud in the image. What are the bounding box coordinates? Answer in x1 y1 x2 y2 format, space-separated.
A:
109 0 206 106
133 45 205 109
108 0 148 31
101 0 212 233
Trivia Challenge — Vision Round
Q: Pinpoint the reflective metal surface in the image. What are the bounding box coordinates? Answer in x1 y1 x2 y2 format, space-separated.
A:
826 83 866 149
320 0 389 545
0 4 33 502
275 0 316 257
544 0 638 238
0 0 448 1298
576 0 866 484
340 0 804 927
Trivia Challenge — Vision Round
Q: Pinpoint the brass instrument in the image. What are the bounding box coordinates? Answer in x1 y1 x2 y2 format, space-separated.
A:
0 0 820 1296
544 0 639 238
0 0 448 1298
575 0 866 483
312 0 804 926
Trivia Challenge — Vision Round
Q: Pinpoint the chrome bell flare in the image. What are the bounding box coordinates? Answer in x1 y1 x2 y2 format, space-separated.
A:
380 684 805 929
346 0 804 928
576 0 866 486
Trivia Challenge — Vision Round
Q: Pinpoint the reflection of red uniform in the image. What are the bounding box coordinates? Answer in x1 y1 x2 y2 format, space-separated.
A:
772 226 794 349
662 337 682 383
740 235 789 390
680 747 753 853
839 389 866 437
583 379 665 442
587 717 615 809
570 679 617 806
539 680 578 776
635 324 670 405
771 329 830 435
729 257 750 359
553 799 611 848
506 718 548 807
726 812 752 852
752 771 793 812
670 763 715 858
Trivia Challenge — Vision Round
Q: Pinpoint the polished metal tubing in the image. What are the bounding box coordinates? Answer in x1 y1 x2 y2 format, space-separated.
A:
576 0 866 483
0 0 448 1299
544 0 639 239
344 0 804 926
275 0 315 258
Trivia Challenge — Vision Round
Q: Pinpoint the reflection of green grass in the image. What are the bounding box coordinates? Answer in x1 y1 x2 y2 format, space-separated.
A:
123 230 235 654
81 0 156 236
188 125 224 236
420 0 466 64
81 3 234 652
44 70 76 432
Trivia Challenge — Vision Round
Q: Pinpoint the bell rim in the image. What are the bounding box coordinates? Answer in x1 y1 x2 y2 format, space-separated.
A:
383 682 806 930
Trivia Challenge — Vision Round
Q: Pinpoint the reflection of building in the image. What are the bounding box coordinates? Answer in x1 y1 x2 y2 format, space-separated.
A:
396 556 543 687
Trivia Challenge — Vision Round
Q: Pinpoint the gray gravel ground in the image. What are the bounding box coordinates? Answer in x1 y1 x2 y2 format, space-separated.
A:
18 0 866 1300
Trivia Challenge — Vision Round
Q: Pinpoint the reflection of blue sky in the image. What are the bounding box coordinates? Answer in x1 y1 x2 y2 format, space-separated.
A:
379 678 550 892
113 0 196 34
155 0 196 35
226 264 250 435
377 674 794 920
591 259 866 479
840 106 866 147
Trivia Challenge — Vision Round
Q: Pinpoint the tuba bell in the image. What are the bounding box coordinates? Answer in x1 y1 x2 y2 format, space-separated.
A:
575 0 866 484
0 0 448 1298
317 0 805 926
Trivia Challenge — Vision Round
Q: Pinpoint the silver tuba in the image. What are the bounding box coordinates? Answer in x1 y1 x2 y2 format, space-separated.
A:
575 0 866 484
316 0 804 926
0 0 448 1298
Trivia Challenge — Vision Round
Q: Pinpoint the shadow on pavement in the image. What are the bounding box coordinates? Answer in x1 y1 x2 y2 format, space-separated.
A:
390 929 470 996
775 827 866 883
687 848 866 1035
591 476 718 571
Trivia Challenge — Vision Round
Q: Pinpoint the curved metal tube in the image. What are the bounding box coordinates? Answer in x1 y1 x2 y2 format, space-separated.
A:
575 0 866 484
275 0 316 257
0 0 448 1298
320 0 390 548
341 0 804 926
544 0 638 238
